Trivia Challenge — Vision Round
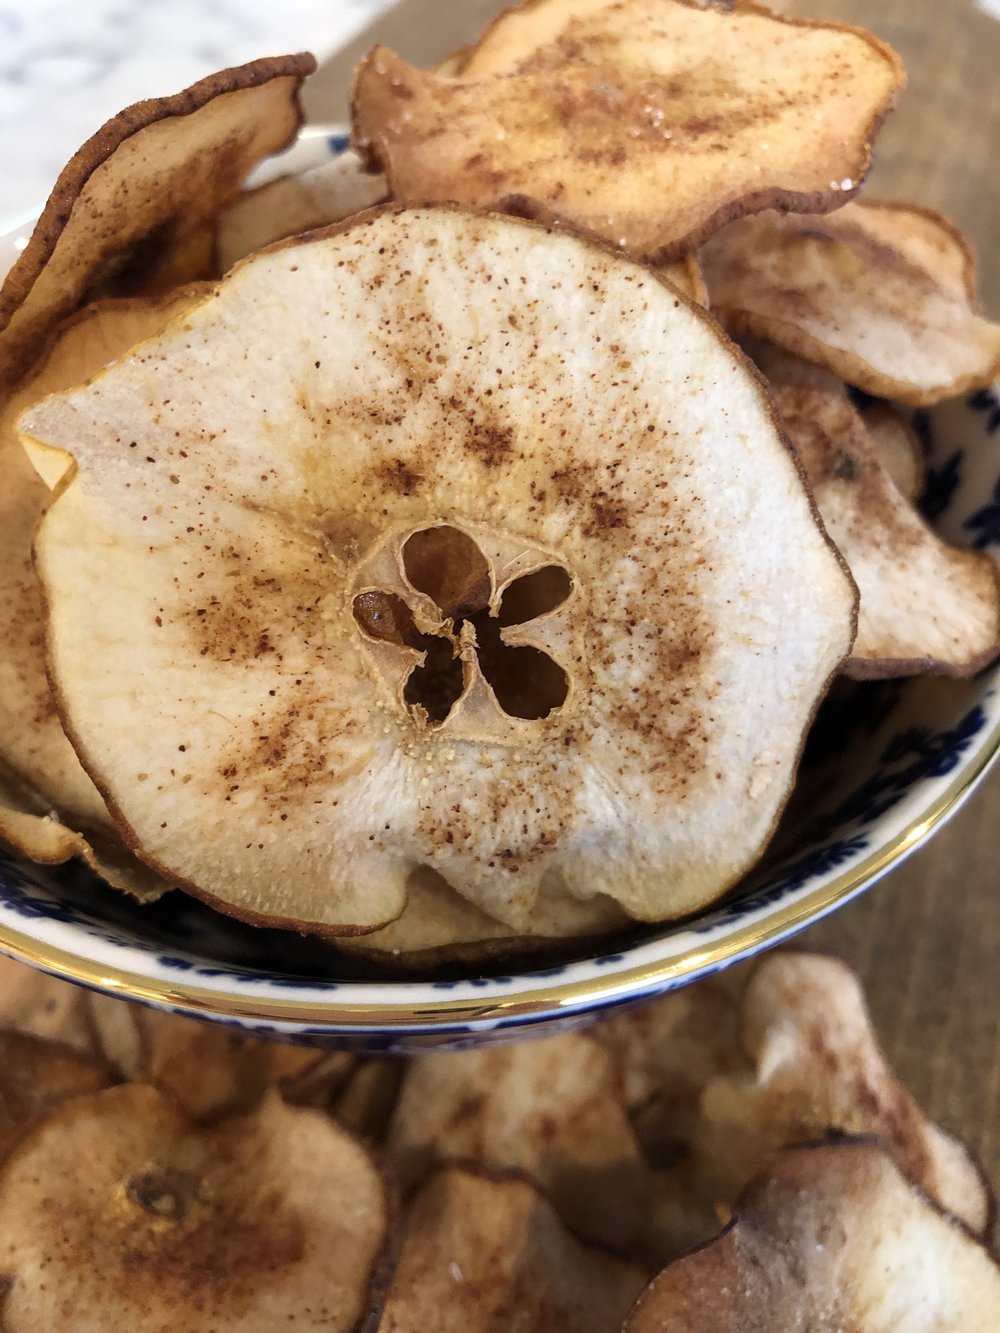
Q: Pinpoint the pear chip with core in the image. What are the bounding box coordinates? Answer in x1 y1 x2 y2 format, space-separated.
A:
18 206 855 936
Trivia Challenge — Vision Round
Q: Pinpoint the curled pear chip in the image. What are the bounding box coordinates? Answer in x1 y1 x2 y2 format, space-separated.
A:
0 1030 113 1163
0 290 206 894
0 55 315 385
0 1085 393 1332
861 401 923 502
217 150 388 270
20 207 855 933
694 952 991 1235
702 200 1000 404
378 1166 646 1333
625 1140 1000 1332
387 1031 649 1249
607 952 990 1251
351 0 903 261
753 343 1000 677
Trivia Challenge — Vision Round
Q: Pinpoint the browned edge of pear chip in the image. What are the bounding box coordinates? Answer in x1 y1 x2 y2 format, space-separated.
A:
377 1163 647 1333
21 202 859 937
0 53 316 386
351 1 904 262
624 1137 1000 1332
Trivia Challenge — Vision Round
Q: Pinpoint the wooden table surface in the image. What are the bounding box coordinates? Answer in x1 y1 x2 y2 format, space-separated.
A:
307 0 1000 1185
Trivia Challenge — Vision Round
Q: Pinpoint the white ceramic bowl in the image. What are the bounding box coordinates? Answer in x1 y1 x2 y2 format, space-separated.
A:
1 129 997 1050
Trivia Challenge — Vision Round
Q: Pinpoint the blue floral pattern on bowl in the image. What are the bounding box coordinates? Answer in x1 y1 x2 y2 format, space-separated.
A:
0 128 998 1050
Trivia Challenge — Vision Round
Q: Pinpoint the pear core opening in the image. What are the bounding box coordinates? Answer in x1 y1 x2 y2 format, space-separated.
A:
353 525 572 725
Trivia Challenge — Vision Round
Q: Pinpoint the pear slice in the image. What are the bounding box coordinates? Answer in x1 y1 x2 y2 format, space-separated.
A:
20 207 855 934
693 951 990 1235
83 992 354 1121
702 200 1000 404
0 1030 114 1164
605 951 990 1254
0 55 315 386
861 402 923 502
0 1085 393 1332
752 342 1000 677
625 1139 1000 1331
387 1031 650 1250
217 150 388 271
0 955 97 1057
378 1165 645 1333
0 289 208 894
337 864 627 967
351 0 903 261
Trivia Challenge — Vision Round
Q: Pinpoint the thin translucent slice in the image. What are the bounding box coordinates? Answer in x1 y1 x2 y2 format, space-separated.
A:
862 402 923 501
0 1030 113 1163
0 55 315 385
351 1 903 260
703 201 1000 404
387 1031 650 1250
378 1166 646 1333
626 1140 1000 1332
695 952 990 1235
0 292 204 893
0 1085 393 1332
754 343 1000 677
217 150 388 270
23 208 855 932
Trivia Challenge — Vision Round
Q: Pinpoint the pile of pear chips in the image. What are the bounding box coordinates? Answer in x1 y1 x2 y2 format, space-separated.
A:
0 949 998 1327
2 0 1000 957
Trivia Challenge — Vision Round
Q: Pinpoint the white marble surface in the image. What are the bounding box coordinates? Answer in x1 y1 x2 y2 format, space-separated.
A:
0 0 391 221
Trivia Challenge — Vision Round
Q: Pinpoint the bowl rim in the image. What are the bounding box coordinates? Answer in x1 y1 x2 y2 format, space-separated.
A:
0 702 996 1031
1 128 998 1032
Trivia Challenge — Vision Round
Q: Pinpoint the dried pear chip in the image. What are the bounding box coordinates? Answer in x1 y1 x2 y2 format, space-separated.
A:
378 1166 645 1332
625 1140 1000 1331
338 864 627 967
689 951 992 1235
0 1085 393 1332
0 1029 113 1163
0 55 315 385
861 401 923 502
217 150 388 270
613 952 991 1253
1 290 206 895
0 954 96 1057
387 1031 650 1250
20 207 855 934
703 200 1000 404
84 993 353 1120
335 1058 407 1142
351 1 903 260
753 342 1000 677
